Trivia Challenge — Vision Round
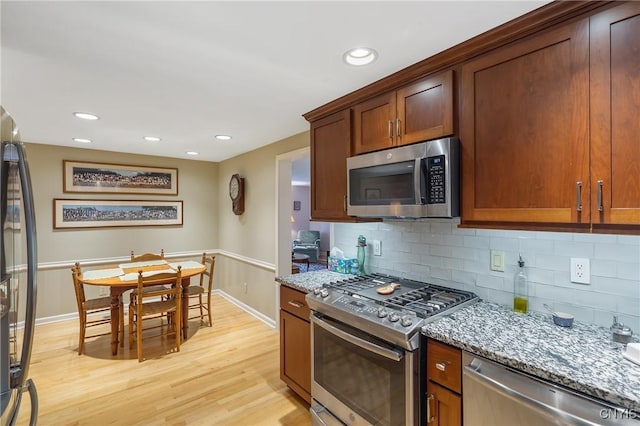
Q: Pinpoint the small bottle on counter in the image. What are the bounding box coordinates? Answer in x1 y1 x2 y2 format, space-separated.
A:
513 255 528 314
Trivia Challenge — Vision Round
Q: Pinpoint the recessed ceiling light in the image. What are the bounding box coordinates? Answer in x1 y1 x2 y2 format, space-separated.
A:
186 151 199 156
343 47 378 66
72 138 92 143
143 136 161 142
73 112 100 120
215 135 232 141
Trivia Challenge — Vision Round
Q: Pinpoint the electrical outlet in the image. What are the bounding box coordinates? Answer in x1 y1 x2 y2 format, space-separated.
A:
372 240 382 256
570 258 590 284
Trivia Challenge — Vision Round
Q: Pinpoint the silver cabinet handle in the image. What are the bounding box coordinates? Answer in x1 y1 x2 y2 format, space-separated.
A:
287 300 304 309
575 181 582 212
426 394 435 423
597 180 604 211
388 120 393 139
396 118 401 139
436 362 447 371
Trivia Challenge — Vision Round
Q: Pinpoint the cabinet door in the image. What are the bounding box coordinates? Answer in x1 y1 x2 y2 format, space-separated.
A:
591 2 640 228
310 110 351 221
280 310 311 403
460 19 590 226
352 91 396 154
397 70 454 147
426 381 461 426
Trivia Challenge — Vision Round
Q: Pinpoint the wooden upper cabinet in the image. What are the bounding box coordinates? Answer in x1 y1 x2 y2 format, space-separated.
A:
460 18 590 226
310 109 352 221
590 2 640 228
352 70 454 155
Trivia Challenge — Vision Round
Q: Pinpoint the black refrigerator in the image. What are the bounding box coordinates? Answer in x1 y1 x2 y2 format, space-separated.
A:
0 107 38 426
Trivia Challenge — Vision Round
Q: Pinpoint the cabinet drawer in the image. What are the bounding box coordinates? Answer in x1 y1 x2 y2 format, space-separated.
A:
280 285 310 320
427 339 461 393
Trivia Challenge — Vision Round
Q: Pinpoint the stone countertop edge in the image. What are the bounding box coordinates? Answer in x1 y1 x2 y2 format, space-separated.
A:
275 269 354 293
422 301 640 411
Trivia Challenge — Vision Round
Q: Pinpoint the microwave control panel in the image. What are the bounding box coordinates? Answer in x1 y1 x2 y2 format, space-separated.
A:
427 155 446 204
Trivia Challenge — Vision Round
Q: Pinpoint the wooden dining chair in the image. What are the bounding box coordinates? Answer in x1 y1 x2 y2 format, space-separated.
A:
129 249 168 305
130 249 165 262
128 266 182 362
71 262 124 355
184 254 215 328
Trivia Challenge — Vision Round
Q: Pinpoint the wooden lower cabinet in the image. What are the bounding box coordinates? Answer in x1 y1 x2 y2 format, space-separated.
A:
279 285 311 404
426 339 462 426
427 381 462 426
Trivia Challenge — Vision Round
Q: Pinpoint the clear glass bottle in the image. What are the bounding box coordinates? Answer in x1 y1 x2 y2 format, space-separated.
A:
513 255 528 313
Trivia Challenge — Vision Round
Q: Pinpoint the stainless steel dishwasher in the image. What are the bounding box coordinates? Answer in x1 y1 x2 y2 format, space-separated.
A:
462 351 639 426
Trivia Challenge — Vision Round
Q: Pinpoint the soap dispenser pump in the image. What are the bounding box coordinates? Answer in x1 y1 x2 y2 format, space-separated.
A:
513 255 528 314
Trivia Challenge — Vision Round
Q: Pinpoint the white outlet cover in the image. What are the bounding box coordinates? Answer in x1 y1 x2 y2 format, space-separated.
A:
373 240 382 256
570 257 590 284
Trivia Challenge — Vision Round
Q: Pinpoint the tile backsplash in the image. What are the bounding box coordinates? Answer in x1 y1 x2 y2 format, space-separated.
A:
332 220 640 333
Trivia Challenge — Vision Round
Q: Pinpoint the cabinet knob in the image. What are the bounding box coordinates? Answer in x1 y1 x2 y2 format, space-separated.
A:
436 362 447 371
287 300 304 308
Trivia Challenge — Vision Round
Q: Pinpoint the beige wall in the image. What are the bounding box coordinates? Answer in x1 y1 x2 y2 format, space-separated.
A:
24 131 309 322
25 143 218 318
215 132 309 319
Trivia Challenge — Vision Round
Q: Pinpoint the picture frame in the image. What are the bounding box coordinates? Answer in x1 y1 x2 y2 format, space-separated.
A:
63 160 178 195
293 200 301 211
53 199 183 229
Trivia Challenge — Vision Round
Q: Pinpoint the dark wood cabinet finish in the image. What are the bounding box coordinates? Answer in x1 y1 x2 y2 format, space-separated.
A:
590 2 640 229
460 18 590 226
310 110 352 221
425 339 462 426
426 381 462 426
279 286 311 404
352 71 453 155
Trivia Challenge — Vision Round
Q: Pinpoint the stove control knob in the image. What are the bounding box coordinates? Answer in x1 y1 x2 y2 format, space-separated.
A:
320 289 329 298
377 308 388 318
388 313 400 323
313 288 321 296
400 315 413 327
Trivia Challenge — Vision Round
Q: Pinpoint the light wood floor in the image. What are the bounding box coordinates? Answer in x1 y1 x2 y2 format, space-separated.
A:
15 294 311 425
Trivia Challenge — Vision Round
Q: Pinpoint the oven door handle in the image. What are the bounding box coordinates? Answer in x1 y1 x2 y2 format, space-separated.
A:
312 315 404 362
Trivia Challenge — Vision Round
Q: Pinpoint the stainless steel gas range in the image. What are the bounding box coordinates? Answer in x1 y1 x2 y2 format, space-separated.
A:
306 273 478 426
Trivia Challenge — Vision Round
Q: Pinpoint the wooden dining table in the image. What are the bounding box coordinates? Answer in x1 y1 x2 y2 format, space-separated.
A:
81 260 206 356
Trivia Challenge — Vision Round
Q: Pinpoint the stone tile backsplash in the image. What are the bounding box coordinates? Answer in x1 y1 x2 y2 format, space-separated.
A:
332 219 640 333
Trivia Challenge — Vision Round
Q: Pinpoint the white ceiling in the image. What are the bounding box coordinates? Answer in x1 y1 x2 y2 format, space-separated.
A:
1 1 549 163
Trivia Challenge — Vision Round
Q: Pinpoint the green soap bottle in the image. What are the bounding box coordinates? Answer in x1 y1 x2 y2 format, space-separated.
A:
513 255 528 313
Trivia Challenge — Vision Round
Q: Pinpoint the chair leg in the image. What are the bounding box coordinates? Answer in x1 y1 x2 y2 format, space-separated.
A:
119 300 125 348
198 294 204 323
137 311 143 362
128 305 134 348
78 313 86 355
206 293 212 327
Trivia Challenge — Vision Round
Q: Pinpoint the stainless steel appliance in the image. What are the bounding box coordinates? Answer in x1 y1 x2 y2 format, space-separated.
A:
1 107 38 426
346 138 459 219
307 273 477 426
463 351 639 426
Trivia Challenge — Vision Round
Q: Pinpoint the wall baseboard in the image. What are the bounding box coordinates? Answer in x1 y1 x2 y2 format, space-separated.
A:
29 289 276 330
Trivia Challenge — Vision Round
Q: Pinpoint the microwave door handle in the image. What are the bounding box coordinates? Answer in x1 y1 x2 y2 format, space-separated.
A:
312 315 404 362
414 158 423 204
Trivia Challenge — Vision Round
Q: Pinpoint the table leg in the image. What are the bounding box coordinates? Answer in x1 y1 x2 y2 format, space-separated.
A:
181 277 190 340
109 290 121 356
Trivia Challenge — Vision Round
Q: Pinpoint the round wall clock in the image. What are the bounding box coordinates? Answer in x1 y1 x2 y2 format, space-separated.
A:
229 173 245 215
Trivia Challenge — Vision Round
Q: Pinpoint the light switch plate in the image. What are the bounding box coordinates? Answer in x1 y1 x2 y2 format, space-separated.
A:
372 240 382 256
490 250 505 272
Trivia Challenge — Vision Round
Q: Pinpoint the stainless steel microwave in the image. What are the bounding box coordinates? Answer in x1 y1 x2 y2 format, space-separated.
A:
346 137 460 218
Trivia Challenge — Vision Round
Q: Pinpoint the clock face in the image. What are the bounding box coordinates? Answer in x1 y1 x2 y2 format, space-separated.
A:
229 177 239 200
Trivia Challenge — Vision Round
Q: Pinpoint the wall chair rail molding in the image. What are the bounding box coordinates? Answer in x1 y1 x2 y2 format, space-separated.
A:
53 199 183 229
63 160 178 195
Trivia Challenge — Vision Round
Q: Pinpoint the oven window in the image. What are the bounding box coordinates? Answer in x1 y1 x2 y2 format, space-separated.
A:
349 161 416 206
313 321 406 426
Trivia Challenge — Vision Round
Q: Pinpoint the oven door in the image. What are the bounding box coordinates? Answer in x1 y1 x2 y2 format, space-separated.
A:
310 313 416 426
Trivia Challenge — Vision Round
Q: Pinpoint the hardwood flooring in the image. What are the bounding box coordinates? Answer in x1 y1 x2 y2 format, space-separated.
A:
15 294 311 425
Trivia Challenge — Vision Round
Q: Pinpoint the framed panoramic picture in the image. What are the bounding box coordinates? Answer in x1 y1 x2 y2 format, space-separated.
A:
63 160 178 195
53 199 183 229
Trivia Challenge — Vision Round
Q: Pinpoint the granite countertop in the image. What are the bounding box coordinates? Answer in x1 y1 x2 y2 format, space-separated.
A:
275 269 353 293
423 301 640 411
